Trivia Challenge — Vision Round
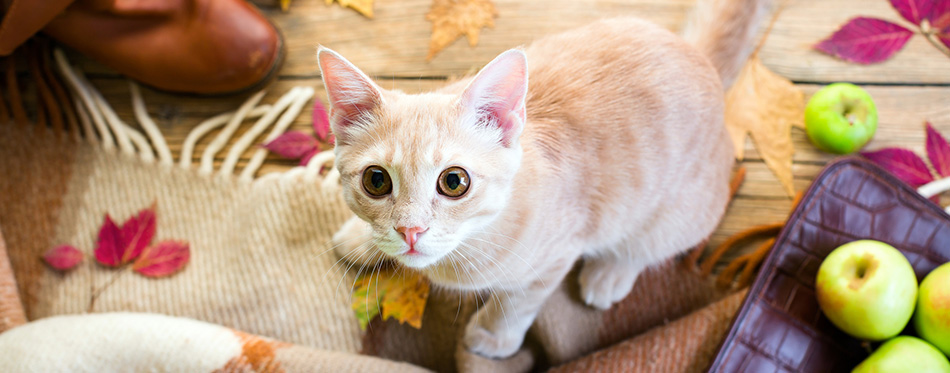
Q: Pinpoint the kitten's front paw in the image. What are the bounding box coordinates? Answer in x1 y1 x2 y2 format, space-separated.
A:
331 216 376 266
579 257 641 310
463 317 523 359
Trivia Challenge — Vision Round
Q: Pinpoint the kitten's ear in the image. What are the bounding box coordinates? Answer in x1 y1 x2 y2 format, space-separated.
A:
318 47 383 145
460 49 528 147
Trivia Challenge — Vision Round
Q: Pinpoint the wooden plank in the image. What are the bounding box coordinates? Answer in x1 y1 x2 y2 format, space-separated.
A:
64 0 950 84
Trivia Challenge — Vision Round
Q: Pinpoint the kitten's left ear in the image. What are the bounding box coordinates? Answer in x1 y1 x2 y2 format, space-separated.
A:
460 49 528 147
318 46 384 145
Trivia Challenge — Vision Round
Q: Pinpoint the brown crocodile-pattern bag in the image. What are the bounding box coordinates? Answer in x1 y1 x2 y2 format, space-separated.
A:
708 157 950 372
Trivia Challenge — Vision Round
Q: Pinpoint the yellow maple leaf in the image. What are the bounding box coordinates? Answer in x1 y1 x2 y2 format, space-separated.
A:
351 267 430 329
725 55 804 197
326 0 373 18
425 0 499 61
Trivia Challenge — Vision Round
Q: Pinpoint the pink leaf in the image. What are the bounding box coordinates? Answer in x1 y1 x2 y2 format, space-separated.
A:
933 2 950 49
926 122 950 178
119 205 156 263
889 0 934 24
133 240 190 278
94 215 124 267
313 99 334 144
930 0 950 24
862 148 935 187
43 245 83 271
815 17 915 64
94 205 157 267
264 131 320 159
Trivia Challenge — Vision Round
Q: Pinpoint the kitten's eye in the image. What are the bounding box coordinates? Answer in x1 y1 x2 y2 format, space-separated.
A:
362 166 393 197
438 167 470 198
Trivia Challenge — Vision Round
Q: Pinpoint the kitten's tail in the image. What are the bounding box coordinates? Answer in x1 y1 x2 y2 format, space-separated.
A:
681 0 774 90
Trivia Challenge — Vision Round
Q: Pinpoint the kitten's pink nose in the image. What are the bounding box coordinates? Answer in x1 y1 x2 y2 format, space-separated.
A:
396 226 427 249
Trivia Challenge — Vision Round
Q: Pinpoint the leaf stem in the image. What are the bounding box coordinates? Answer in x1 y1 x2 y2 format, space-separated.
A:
87 267 131 312
920 20 950 59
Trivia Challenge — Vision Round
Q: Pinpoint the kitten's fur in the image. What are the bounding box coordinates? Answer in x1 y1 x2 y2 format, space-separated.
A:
322 0 770 358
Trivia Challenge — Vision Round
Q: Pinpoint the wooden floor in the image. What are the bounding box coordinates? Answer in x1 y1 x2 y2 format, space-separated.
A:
65 0 950 262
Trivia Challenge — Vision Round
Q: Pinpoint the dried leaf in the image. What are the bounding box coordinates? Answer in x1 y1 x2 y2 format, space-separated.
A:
264 131 320 160
926 122 950 178
313 99 334 144
351 267 430 329
815 17 914 64
133 240 190 278
862 148 935 187
725 56 804 197
43 245 83 271
94 205 156 267
326 0 373 18
380 271 430 328
890 0 934 24
425 0 499 61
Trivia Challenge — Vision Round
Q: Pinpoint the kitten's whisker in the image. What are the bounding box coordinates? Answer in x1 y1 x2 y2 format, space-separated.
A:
321 239 371 284
452 248 486 324
369 252 386 329
466 233 546 288
460 242 528 298
455 246 510 332
314 232 372 260
336 241 377 298
446 251 465 324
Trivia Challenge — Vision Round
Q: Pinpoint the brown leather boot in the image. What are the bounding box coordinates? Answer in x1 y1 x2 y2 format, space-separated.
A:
1 0 283 95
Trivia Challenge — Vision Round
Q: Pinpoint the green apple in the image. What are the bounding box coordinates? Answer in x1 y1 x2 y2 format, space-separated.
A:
805 83 878 154
815 240 917 341
915 262 950 356
852 336 950 373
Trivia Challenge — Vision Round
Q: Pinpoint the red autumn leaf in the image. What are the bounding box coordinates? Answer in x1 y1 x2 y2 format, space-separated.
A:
43 245 83 271
263 131 320 159
120 206 156 261
815 17 915 64
931 0 950 24
94 215 124 267
926 122 950 178
933 2 950 50
862 148 935 187
133 240 190 278
94 206 156 267
313 99 335 144
889 0 934 24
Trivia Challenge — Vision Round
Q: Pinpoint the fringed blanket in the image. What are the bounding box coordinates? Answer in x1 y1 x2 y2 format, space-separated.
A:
0 47 747 372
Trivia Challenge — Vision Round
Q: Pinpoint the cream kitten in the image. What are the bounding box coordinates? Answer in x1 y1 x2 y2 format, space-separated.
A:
323 0 770 358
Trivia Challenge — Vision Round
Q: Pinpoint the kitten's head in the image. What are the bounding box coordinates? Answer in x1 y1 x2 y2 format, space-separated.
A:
318 47 528 269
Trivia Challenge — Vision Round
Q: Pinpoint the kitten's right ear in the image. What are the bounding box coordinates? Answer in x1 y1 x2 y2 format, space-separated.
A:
318 47 383 145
